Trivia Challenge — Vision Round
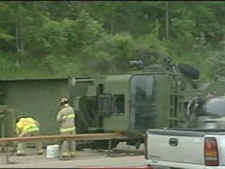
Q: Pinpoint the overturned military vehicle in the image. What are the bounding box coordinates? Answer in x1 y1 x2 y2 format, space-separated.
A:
0 57 224 148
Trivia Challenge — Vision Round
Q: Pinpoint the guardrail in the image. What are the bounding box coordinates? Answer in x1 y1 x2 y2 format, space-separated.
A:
0 133 133 164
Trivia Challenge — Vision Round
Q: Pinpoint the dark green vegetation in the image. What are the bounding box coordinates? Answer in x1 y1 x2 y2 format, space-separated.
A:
0 1 225 81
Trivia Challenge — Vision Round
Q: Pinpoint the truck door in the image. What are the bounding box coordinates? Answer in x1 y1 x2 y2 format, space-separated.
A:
130 75 156 132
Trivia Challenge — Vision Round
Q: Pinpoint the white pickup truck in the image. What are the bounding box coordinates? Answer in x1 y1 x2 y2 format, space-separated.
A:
145 128 225 169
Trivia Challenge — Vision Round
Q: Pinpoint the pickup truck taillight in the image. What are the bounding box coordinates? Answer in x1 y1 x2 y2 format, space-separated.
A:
144 132 148 159
204 137 219 166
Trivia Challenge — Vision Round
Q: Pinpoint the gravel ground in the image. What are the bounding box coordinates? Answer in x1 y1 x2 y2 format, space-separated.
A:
0 143 147 168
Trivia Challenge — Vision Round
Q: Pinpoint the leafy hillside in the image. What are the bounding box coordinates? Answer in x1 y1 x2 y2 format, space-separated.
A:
0 1 224 82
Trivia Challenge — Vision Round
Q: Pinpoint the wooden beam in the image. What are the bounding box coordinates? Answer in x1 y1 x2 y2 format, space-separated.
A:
0 133 130 145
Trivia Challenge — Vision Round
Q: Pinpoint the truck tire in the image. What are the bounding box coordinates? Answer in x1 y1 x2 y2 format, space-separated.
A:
177 63 200 80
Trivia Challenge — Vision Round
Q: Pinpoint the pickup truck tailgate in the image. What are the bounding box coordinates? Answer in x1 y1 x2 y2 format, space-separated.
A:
147 129 205 165
216 135 225 166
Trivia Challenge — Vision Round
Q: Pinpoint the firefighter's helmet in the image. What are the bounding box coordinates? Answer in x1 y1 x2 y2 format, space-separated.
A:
60 97 69 105
15 115 25 123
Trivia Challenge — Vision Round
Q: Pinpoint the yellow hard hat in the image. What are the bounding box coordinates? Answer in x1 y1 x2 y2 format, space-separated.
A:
60 97 69 105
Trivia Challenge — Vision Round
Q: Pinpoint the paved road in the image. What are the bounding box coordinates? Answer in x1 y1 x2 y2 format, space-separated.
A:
0 149 147 168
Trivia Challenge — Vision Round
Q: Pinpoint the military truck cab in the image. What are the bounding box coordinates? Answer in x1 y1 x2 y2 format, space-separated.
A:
74 57 202 148
99 73 158 136
85 71 183 137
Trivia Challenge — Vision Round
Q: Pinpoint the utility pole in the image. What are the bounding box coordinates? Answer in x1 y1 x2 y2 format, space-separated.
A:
223 34 225 54
165 1 169 39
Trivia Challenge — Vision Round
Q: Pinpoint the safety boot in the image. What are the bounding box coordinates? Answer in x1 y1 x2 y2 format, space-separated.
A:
70 152 76 158
16 150 26 156
61 152 70 158
37 150 43 155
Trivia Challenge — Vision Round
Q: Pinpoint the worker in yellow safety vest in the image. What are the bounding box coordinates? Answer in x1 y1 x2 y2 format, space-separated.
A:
56 97 76 158
15 116 43 156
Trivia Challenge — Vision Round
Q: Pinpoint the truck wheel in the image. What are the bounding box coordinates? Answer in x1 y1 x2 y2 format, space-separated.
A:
177 63 200 80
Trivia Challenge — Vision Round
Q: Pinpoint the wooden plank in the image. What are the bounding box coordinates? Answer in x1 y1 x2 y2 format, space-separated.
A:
0 133 131 145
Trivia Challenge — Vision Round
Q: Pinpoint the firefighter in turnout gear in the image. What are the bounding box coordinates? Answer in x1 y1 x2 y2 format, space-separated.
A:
56 97 76 158
15 116 43 156
186 94 205 128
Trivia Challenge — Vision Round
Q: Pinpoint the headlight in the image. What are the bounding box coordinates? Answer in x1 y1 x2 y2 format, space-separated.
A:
204 122 217 129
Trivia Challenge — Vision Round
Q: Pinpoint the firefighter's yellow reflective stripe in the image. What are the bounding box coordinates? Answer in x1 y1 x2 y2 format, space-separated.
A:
65 113 75 119
22 127 39 134
60 127 75 132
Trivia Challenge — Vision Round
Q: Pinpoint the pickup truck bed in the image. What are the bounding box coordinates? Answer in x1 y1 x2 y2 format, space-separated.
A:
145 129 225 169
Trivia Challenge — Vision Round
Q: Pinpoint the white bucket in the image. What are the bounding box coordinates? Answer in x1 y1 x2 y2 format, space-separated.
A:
46 144 60 158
